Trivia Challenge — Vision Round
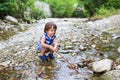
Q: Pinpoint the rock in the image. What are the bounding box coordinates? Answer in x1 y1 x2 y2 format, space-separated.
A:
92 59 113 72
0 25 5 30
79 45 87 51
115 58 120 65
115 65 120 70
0 60 11 67
5 15 18 24
71 52 78 57
112 33 120 39
117 47 120 53
59 50 78 54
101 70 120 80
65 46 74 49
34 1 52 17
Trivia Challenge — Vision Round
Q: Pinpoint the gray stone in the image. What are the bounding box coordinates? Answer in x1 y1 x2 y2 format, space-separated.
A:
101 70 120 80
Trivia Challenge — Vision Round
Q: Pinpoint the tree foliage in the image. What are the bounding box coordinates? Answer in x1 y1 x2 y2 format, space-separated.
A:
44 0 77 17
0 0 120 19
78 0 120 17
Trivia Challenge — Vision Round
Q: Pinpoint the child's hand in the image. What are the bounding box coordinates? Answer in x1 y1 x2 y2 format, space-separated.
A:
49 46 56 52
54 47 57 52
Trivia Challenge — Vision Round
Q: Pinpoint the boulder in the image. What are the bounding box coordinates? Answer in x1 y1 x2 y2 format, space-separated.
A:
5 15 18 24
92 59 113 72
34 1 52 17
101 70 120 80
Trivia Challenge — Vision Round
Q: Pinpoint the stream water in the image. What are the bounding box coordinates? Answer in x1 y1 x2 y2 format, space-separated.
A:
0 18 120 80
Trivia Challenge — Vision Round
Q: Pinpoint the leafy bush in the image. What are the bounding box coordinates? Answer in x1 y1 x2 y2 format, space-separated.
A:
72 10 87 18
94 6 120 18
105 0 120 9
0 0 11 18
31 7 46 19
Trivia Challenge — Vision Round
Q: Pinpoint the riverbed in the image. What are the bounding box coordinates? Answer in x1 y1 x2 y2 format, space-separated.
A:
0 15 120 80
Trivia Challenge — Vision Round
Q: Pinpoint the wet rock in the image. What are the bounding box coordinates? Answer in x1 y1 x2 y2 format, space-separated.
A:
0 65 7 70
77 63 84 68
115 65 120 70
101 70 120 80
117 47 120 53
9 77 19 80
59 50 78 54
112 33 120 39
58 50 69 54
115 58 120 65
0 60 11 67
79 45 87 51
71 52 78 57
65 46 74 50
92 59 113 72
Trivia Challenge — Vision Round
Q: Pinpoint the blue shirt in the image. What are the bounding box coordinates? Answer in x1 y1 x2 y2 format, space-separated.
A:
44 33 56 45
36 33 56 51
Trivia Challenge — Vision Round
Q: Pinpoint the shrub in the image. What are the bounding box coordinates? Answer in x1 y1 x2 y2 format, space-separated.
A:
31 7 46 19
44 0 77 17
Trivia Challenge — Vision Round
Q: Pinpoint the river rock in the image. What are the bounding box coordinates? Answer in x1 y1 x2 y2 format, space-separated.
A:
112 33 120 39
5 15 18 24
101 70 120 80
115 65 120 70
117 46 120 53
115 58 120 65
92 59 113 72
0 60 11 67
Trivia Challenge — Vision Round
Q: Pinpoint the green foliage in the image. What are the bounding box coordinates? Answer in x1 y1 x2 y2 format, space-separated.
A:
81 0 108 17
77 0 120 18
31 7 46 19
105 0 120 9
73 11 87 18
72 0 88 18
0 0 120 19
94 6 120 18
0 0 11 18
9 0 35 18
44 0 77 17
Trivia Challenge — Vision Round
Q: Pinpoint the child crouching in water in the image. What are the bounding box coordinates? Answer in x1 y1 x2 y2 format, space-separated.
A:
36 22 58 61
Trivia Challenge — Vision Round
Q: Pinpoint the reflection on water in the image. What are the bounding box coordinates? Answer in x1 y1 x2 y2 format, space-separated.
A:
37 59 57 79
0 59 57 80
0 67 21 80
0 26 28 40
0 26 120 80
0 28 16 40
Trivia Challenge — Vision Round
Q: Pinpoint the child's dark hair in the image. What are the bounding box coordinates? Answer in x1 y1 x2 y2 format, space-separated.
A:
44 22 57 32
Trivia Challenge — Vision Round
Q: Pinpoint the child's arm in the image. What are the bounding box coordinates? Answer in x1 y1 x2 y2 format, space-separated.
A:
53 38 58 52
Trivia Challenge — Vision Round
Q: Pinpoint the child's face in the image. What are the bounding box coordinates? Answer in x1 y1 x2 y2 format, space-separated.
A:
46 26 56 37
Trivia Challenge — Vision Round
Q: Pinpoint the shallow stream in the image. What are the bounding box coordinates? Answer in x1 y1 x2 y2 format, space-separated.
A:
0 18 120 80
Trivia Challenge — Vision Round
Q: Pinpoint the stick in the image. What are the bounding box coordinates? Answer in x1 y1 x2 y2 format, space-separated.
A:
55 53 79 73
